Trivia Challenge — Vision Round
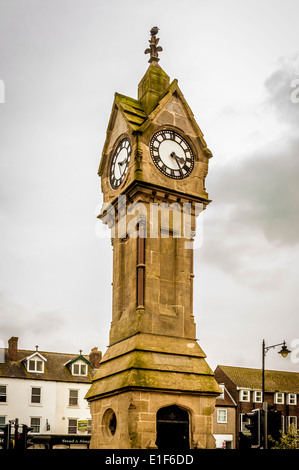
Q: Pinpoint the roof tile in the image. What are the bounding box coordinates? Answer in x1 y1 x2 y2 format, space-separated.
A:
217 365 299 393
0 349 95 383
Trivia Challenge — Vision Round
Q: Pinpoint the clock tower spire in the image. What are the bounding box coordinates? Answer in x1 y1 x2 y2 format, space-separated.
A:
86 27 221 450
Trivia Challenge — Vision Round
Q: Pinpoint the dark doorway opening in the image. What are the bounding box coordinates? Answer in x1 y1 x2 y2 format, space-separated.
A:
156 405 190 450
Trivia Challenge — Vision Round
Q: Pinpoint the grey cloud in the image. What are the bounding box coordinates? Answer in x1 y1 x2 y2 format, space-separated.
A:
209 138 299 247
208 53 299 247
0 292 66 347
202 144 299 286
199 57 299 288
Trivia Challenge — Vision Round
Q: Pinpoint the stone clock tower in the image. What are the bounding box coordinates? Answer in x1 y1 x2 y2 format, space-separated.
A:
86 27 221 449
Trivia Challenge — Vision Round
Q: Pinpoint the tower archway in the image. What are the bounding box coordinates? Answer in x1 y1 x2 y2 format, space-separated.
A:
156 405 190 450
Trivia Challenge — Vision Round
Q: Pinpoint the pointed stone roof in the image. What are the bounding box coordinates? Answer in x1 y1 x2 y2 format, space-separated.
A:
137 62 170 115
98 62 212 176
103 63 171 134
114 93 147 131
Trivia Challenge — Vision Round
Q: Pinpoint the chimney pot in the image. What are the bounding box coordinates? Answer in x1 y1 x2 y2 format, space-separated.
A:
8 337 18 361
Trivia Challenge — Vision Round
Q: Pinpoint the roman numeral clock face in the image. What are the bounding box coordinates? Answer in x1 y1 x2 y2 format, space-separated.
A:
110 138 132 189
150 130 194 179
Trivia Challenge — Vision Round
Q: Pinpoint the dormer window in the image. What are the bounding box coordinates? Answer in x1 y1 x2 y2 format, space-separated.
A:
23 352 47 373
72 361 87 376
28 358 44 373
64 354 90 377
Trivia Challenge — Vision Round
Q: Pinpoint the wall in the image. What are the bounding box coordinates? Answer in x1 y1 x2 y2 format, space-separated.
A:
0 377 91 435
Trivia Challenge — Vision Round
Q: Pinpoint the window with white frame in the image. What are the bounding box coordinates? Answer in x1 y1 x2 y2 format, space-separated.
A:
286 416 297 429
287 393 297 405
30 417 41 433
217 408 227 423
69 389 79 406
31 387 41 404
71 360 87 377
253 391 262 403
27 357 44 373
0 386 7 403
68 418 78 434
240 414 251 433
275 392 284 404
240 390 250 402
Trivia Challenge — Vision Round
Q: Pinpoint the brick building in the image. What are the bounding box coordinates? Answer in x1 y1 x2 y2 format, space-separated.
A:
213 383 237 449
214 365 299 448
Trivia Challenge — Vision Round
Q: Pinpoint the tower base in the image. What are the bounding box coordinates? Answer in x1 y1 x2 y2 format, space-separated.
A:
89 389 217 449
86 333 221 449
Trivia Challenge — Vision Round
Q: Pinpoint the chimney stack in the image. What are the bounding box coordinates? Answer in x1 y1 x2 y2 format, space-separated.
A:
8 337 18 361
89 347 102 369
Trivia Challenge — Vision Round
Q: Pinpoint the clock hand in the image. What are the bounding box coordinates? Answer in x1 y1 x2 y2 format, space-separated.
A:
170 151 185 166
118 158 127 174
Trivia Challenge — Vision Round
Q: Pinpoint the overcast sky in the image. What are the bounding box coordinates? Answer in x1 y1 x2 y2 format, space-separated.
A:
0 0 298 374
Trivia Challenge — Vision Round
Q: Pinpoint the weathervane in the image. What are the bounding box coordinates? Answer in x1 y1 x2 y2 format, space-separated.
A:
145 26 163 63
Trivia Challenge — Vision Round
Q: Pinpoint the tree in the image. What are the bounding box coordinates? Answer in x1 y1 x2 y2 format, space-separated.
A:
268 426 299 449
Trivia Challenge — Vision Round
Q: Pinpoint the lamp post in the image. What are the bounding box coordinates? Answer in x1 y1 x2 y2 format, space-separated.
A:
262 340 290 402
261 339 290 449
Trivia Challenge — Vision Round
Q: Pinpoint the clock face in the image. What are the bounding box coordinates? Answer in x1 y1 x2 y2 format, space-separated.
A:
110 138 132 189
150 130 194 179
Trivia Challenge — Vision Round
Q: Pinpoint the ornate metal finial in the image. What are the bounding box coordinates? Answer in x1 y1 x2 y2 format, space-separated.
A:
145 26 163 63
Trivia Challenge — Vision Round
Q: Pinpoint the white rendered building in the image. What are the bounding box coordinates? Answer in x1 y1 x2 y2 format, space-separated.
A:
0 337 101 449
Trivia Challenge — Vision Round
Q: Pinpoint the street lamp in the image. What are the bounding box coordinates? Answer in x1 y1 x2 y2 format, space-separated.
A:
278 342 291 358
261 339 290 449
262 339 290 402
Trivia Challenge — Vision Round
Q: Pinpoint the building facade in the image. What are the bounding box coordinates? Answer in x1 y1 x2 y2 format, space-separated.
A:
214 365 299 448
0 337 101 449
213 383 237 449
